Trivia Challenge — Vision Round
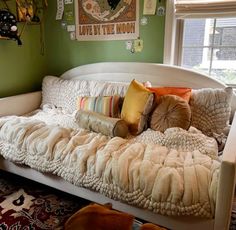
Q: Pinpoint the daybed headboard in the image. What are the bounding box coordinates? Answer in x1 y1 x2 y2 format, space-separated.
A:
60 62 236 115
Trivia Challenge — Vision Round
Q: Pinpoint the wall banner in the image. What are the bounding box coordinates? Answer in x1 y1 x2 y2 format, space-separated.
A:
75 0 139 41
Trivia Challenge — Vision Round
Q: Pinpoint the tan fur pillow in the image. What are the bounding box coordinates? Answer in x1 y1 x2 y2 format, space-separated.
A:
64 203 134 230
141 223 167 230
150 95 191 132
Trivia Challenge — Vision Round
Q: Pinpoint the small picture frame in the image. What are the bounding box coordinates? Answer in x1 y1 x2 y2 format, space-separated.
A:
143 0 157 15
16 0 34 22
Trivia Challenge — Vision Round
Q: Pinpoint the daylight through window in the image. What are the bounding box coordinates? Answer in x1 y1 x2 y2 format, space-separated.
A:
181 18 236 85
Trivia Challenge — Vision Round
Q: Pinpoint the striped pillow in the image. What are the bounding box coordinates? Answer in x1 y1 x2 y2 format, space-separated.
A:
77 95 121 118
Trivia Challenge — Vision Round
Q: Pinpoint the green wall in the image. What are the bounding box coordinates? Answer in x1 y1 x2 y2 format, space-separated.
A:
0 0 47 98
0 25 47 97
0 1 165 97
45 0 165 76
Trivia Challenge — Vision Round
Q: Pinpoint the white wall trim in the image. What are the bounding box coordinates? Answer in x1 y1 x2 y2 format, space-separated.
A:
163 0 176 64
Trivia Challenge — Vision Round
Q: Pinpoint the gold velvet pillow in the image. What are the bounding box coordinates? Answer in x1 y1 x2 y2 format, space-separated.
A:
150 95 191 132
75 110 129 138
121 79 154 135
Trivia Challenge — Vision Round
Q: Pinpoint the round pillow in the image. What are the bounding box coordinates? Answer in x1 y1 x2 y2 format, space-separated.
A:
150 95 191 132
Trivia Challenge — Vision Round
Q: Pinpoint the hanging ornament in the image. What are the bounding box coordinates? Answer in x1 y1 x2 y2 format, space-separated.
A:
0 9 22 45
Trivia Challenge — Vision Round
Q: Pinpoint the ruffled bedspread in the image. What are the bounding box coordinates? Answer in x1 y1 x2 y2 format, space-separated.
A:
0 106 220 218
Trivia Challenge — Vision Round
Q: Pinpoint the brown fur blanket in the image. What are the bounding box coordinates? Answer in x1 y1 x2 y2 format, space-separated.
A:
64 203 166 230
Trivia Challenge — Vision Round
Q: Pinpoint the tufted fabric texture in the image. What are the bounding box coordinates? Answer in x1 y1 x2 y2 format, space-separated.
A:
190 87 233 136
149 95 191 133
41 76 129 114
0 111 220 218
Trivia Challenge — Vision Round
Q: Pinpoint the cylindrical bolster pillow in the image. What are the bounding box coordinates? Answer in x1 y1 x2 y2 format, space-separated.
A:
75 110 129 138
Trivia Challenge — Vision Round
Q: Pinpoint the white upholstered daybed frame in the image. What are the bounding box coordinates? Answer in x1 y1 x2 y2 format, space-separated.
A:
0 62 236 230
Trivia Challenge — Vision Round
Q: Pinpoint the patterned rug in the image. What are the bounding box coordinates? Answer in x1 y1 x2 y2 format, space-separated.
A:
0 170 90 230
230 195 236 230
0 169 235 230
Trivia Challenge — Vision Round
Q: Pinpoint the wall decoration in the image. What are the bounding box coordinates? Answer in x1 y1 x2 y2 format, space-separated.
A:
133 38 143 52
75 0 139 41
16 0 34 22
56 0 64 20
143 0 157 15
156 6 165 16
140 16 148 26
0 9 22 45
65 0 73 4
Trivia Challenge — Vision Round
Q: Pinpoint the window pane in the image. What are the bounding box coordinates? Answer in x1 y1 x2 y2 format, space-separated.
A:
181 17 236 85
182 47 210 75
215 18 236 46
211 48 236 84
213 47 236 61
183 19 209 47
211 69 236 84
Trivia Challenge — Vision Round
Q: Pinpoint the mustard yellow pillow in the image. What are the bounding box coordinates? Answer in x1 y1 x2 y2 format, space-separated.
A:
121 80 154 135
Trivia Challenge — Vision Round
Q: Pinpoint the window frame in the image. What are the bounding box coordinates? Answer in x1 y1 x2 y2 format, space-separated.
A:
164 0 236 86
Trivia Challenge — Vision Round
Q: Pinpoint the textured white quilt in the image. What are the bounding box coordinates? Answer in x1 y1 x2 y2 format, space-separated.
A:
0 106 220 218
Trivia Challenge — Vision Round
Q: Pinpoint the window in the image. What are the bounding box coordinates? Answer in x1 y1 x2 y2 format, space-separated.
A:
164 0 236 85
181 18 236 85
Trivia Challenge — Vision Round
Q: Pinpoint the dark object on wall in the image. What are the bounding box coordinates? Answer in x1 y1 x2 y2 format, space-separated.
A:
107 0 121 10
0 9 22 45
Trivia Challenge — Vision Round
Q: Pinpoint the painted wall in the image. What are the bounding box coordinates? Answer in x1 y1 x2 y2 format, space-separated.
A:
0 0 47 98
45 0 165 76
0 25 47 97
0 1 165 97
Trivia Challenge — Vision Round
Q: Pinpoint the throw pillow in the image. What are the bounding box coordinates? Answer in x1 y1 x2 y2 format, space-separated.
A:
77 95 121 118
75 110 129 138
147 87 192 102
41 76 128 114
64 203 134 230
121 79 154 135
150 95 191 132
190 87 233 136
141 223 167 230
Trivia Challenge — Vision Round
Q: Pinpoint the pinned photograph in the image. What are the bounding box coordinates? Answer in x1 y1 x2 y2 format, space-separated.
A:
143 0 157 15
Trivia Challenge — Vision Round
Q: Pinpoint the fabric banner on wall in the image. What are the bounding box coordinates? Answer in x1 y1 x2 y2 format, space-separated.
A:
75 0 139 41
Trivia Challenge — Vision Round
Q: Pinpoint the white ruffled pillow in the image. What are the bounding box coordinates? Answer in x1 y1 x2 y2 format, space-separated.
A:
41 76 128 113
189 87 233 136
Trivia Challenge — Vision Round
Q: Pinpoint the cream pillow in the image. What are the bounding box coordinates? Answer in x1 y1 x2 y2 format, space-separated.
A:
150 95 191 132
190 87 233 136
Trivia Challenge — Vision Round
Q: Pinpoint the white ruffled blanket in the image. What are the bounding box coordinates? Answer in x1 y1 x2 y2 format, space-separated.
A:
0 106 220 218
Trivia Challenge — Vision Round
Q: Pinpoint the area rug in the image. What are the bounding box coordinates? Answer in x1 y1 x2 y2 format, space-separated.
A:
0 170 90 230
230 196 236 230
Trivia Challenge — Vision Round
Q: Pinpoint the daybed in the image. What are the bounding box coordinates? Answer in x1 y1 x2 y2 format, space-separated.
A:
0 62 236 230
